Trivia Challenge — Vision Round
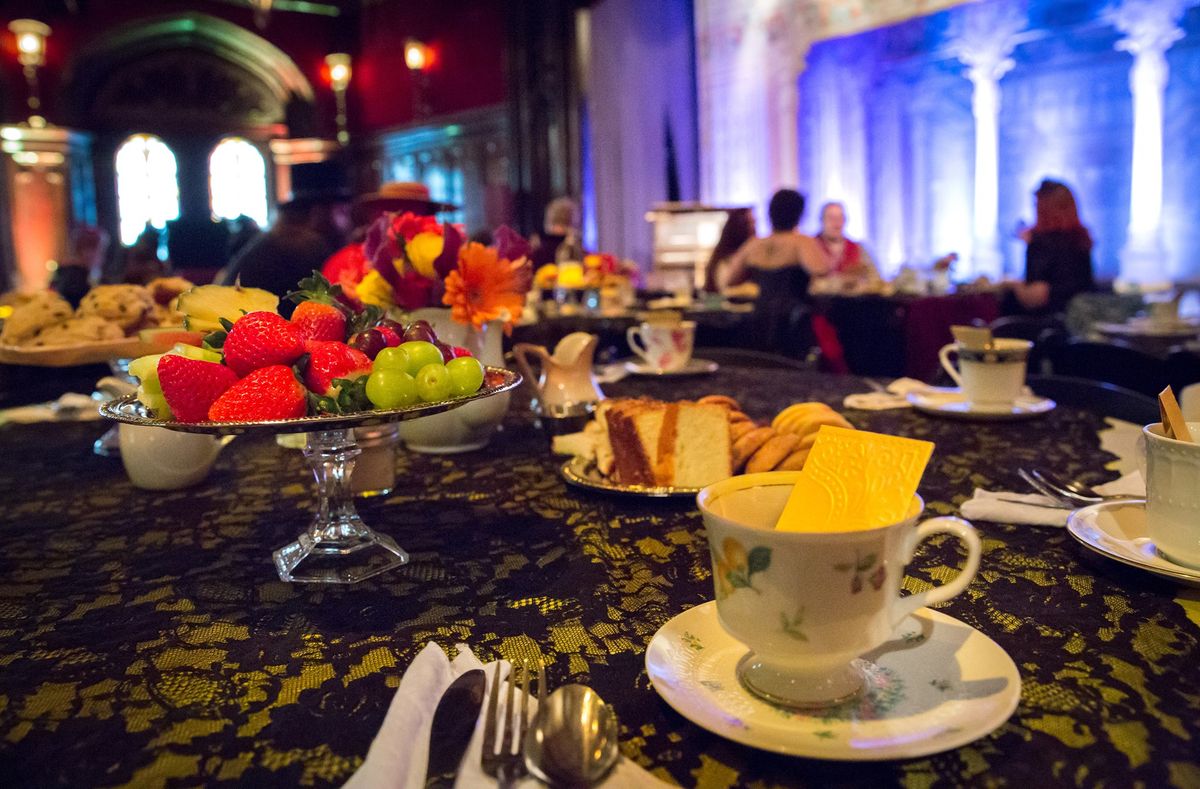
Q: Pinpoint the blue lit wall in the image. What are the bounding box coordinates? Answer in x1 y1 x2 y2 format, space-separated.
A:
797 0 1200 281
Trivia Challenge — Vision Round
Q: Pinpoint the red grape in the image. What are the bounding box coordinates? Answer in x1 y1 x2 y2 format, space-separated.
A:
436 342 455 363
349 329 387 359
403 319 438 344
377 325 403 347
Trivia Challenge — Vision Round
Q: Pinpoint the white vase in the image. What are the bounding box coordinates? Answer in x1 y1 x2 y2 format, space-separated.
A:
397 308 511 453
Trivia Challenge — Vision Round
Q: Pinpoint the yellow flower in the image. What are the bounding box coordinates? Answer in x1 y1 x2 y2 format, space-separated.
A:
355 269 395 308
557 262 585 289
534 264 558 288
407 232 444 279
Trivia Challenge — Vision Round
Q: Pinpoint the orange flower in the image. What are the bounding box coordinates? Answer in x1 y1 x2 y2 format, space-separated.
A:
442 242 528 330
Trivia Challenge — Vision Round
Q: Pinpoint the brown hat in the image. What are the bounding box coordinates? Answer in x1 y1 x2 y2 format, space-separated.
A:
355 181 457 215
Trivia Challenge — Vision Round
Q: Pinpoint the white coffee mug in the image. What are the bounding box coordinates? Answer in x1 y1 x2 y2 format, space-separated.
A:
698 472 981 709
626 320 695 372
938 338 1031 406
1144 422 1200 568
119 423 226 490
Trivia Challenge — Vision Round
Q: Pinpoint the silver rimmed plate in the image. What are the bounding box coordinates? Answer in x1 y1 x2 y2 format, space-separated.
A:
622 358 719 377
100 367 522 434
559 457 700 499
1066 499 1200 586
645 602 1021 761
907 390 1055 421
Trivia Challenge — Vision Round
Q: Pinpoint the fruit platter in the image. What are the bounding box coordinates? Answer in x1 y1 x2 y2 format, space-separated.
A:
100 274 521 584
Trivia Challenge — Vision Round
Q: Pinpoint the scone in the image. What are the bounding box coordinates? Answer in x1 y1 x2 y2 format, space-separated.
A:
77 285 154 331
29 315 125 346
1 292 74 345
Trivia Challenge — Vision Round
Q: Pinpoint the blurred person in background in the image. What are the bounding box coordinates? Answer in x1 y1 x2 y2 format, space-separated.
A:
725 189 831 353
531 197 583 268
51 225 110 308
812 202 879 285
1005 179 1094 315
222 161 353 309
703 207 755 293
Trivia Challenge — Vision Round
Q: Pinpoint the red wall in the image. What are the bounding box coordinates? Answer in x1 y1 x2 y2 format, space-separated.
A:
352 0 508 132
0 0 508 135
0 0 342 132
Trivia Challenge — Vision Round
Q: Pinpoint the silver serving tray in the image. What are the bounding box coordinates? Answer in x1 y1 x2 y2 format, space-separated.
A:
100 367 522 435
559 457 700 499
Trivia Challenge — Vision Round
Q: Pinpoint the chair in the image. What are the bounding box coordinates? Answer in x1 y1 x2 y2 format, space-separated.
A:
694 347 815 372
989 314 1066 343
1027 375 1159 424
1047 339 1169 397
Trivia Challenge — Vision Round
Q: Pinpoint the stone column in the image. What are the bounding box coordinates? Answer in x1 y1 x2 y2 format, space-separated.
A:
1109 0 1195 283
953 4 1025 279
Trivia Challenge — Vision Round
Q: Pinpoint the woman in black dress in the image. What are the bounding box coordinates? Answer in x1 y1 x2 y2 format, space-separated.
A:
1007 179 1094 315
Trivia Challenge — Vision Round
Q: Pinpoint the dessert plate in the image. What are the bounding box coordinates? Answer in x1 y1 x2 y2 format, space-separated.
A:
645 602 1020 761
1066 499 1200 586
623 358 719 377
1095 318 1200 339
907 390 1055 421
559 457 699 498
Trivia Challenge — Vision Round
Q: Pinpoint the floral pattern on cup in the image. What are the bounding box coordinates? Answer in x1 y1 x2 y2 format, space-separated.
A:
834 550 886 594
712 537 771 600
780 607 807 641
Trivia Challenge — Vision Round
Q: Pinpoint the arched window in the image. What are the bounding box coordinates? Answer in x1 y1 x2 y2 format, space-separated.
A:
209 137 269 228
115 134 180 246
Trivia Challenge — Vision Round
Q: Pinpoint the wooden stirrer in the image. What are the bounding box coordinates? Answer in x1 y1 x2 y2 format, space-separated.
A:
1159 386 1193 442
952 325 993 351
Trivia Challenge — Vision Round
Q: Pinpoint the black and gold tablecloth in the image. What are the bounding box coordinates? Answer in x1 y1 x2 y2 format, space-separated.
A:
0 369 1197 788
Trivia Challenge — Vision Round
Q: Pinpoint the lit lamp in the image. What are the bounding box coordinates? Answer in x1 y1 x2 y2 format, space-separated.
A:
8 19 50 127
325 53 352 145
404 39 432 118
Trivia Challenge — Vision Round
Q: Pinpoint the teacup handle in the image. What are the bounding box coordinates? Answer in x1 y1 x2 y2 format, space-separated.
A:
626 326 651 363
938 344 964 388
891 515 981 627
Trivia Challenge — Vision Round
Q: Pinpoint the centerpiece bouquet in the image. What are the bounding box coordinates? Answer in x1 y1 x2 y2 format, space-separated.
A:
325 213 533 333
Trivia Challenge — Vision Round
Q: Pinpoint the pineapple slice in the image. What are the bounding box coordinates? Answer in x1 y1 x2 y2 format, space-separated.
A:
177 284 278 329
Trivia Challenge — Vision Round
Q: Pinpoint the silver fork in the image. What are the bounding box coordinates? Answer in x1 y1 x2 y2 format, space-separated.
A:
1018 468 1137 508
481 658 546 787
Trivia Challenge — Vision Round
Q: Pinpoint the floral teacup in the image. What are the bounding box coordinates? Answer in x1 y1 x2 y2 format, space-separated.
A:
698 472 982 709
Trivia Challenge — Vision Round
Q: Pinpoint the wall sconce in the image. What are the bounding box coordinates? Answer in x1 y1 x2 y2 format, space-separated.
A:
404 39 431 72
8 19 50 127
325 52 352 145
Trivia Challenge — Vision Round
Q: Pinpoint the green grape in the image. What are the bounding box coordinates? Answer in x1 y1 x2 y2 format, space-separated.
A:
415 362 452 402
365 368 418 409
374 346 410 371
137 384 172 418
398 341 443 375
446 356 485 396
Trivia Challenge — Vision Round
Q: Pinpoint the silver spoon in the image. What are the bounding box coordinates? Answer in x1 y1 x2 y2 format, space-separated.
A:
524 684 620 788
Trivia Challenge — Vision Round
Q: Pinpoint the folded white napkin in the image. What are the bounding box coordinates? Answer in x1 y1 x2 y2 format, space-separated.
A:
344 642 664 789
0 393 102 425
960 471 1145 527
843 378 933 410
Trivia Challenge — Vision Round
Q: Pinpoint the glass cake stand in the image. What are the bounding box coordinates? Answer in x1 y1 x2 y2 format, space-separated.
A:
100 367 522 584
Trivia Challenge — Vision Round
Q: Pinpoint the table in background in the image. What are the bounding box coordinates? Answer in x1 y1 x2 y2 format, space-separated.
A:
0 368 1196 787
815 292 1000 380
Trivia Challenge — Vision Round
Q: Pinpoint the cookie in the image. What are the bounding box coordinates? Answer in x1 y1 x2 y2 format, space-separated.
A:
29 315 124 346
746 432 802 473
1 292 74 344
77 285 154 331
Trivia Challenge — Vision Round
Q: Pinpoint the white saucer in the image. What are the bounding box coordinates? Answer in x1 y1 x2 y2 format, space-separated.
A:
623 358 719 376
907 389 1055 420
1066 499 1200 586
645 602 1020 761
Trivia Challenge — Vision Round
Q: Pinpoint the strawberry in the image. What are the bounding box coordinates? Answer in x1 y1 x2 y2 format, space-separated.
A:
303 340 372 396
208 365 307 422
291 301 347 343
286 271 350 343
157 354 239 423
223 311 305 377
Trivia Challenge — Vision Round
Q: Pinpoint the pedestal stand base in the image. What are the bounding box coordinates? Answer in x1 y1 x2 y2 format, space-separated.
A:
273 527 409 584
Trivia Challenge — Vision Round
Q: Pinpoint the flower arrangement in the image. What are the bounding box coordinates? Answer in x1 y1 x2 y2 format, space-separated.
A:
328 212 533 331
533 252 639 291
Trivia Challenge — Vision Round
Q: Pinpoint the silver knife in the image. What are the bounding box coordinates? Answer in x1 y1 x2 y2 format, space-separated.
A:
424 668 486 789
